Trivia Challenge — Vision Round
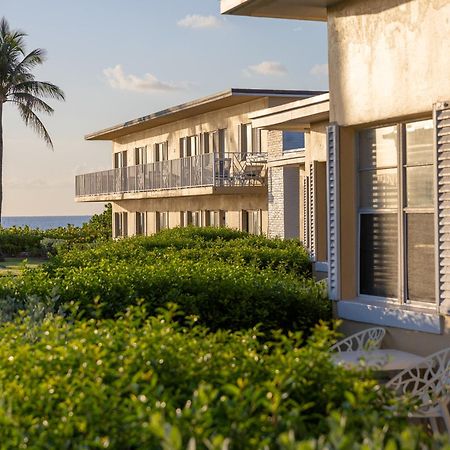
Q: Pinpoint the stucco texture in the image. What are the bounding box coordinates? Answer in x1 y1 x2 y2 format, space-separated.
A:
328 0 450 126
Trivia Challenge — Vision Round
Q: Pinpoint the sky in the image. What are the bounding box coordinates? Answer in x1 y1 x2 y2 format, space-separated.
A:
1 0 328 216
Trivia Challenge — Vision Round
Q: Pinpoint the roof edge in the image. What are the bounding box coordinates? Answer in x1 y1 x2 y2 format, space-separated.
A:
85 88 326 141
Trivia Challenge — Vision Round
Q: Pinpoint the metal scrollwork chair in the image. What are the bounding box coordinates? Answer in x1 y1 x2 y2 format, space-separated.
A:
386 348 450 435
330 327 386 352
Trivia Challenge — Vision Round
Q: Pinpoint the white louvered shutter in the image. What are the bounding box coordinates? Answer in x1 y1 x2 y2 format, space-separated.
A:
434 101 450 314
302 174 309 248
327 124 340 300
309 163 316 261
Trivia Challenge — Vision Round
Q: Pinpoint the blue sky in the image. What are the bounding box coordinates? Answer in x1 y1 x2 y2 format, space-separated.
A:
1 0 327 216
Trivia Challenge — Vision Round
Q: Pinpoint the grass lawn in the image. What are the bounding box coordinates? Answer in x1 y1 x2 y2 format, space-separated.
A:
0 257 46 276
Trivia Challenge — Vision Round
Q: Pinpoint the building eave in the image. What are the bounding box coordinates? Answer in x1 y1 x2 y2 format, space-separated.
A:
85 88 325 141
220 0 343 21
249 92 330 130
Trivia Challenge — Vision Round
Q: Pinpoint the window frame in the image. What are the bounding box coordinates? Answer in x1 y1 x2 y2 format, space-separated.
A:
356 119 437 309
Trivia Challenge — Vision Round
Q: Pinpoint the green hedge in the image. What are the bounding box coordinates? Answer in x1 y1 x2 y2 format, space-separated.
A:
0 308 434 449
0 204 112 257
0 256 327 334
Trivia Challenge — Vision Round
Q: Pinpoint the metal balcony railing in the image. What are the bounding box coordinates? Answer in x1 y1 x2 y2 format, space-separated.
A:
75 152 267 198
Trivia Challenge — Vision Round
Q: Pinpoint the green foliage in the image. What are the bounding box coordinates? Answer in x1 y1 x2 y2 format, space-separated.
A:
0 308 436 449
0 231 326 334
0 204 112 257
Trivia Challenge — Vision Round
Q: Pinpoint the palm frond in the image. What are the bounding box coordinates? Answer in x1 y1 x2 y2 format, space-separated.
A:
12 80 65 101
0 17 26 52
15 101 54 148
9 92 54 115
12 48 46 76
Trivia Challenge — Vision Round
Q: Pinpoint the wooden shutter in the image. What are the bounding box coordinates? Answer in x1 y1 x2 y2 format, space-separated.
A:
434 101 450 314
327 124 340 300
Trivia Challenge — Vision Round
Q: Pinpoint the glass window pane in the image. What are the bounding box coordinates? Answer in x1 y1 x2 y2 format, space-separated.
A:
359 126 398 169
283 131 305 152
359 169 398 209
407 213 435 303
406 166 434 207
406 119 434 165
360 214 398 298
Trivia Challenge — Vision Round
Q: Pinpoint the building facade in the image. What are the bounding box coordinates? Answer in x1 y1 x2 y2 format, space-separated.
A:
221 0 450 352
250 94 330 277
76 89 322 238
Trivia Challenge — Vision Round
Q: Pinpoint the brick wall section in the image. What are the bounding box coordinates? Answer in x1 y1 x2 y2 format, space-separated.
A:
268 166 285 238
267 130 285 238
267 130 283 161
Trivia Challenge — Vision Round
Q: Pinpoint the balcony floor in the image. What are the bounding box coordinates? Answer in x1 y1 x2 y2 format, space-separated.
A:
75 184 267 203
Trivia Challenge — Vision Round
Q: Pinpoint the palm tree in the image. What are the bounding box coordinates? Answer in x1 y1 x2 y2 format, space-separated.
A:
0 17 65 222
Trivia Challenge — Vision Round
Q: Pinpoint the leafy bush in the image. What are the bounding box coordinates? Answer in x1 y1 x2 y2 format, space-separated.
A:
0 307 435 449
0 227 322 333
0 254 327 334
0 204 112 257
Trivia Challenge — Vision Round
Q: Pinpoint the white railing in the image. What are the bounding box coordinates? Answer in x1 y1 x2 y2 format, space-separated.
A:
75 152 267 198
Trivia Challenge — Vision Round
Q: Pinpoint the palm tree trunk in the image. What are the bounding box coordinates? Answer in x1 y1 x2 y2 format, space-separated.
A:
0 102 3 224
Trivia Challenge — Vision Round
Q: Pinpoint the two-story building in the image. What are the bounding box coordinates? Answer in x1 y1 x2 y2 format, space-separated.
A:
76 88 323 238
221 0 450 352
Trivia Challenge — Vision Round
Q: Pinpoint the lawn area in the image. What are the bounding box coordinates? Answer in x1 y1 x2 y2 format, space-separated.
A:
0 257 46 276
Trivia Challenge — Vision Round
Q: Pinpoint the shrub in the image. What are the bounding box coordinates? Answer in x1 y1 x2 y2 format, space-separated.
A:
0 204 112 257
0 256 328 334
0 308 436 449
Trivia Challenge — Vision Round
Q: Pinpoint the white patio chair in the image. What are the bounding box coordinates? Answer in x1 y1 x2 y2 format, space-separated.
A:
386 348 450 435
330 327 386 352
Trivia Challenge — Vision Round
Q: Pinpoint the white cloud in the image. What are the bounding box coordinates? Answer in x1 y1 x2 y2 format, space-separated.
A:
310 63 328 77
103 65 182 93
177 14 223 29
244 61 287 77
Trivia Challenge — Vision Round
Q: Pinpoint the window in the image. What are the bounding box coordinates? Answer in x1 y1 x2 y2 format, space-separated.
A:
192 211 201 227
134 147 147 165
181 211 193 227
240 124 262 159
156 212 169 232
201 132 210 154
242 210 262 235
114 150 128 168
358 120 435 304
179 136 198 158
154 142 168 162
204 210 225 227
135 212 146 235
114 212 128 237
283 131 305 152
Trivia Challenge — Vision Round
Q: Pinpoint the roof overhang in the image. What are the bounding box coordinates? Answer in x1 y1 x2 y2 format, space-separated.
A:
249 93 330 130
85 88 324 141
220 0 343 21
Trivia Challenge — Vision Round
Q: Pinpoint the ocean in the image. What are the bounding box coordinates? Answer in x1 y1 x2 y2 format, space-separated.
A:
1 216 92 230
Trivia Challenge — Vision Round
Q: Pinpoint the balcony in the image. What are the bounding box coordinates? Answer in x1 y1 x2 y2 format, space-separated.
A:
75 152 267 200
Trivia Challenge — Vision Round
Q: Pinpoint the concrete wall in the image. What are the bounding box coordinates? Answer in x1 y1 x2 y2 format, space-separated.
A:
328 0 450 126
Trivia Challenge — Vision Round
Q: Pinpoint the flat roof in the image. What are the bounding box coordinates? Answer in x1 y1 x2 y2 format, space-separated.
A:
249 93 329 130
86 88 325 141
221 0 343 21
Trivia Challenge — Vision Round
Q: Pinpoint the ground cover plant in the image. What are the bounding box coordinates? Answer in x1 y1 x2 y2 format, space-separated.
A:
0 227 328 334
0 306 439 449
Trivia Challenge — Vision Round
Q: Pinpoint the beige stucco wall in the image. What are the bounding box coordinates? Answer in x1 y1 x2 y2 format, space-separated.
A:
112 191 268 236
112 98 270 162
328 0 450 126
